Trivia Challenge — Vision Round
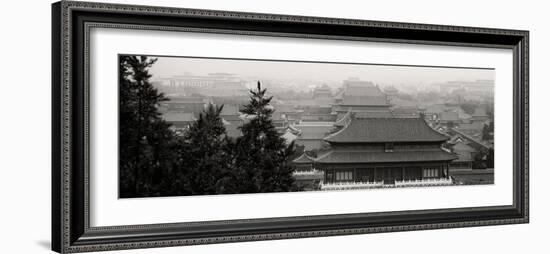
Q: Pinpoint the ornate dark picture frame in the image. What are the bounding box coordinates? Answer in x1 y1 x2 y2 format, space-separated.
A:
51 1 529 253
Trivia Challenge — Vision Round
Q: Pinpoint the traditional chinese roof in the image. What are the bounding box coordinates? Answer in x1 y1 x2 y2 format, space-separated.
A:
449 134 465 144
390 98 418 108
314 149 457 164
292 153 314 164
281 130 298 145
452 143 477 162
448 128 492 150
293 123 335 140
303 106 332 114
340 95 389 106
337 81 390 106
391 107 419 118
354 111 395 118
334 110 352 127
313 84 332 96
324 118 448 143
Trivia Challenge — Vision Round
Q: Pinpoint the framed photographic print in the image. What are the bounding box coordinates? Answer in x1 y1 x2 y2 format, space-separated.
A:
51 1 529 253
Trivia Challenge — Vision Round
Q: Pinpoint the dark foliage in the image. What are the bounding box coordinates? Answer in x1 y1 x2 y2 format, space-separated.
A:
482 122 494 141
486 148 494 168
233 82 298 193
119 58 298 197
119 56 174 198
171 104 234 195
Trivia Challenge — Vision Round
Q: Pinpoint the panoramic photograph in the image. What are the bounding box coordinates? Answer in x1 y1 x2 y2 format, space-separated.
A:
118 55 495 198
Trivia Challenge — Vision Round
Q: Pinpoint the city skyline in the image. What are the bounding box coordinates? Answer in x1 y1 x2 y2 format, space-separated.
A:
148 55 495 88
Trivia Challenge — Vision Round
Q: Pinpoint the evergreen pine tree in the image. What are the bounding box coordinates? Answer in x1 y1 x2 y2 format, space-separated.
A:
234 82 297 193
119 55 174 197
172 104 232 195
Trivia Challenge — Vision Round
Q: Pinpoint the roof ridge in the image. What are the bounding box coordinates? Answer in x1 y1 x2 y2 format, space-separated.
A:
323 119 352 141
313 150 333 162
419 117 450 140
292 153 314 163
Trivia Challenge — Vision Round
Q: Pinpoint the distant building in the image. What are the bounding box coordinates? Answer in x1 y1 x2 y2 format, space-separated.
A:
274 104 300 123
281 130 298 145
449 142 476 170
391 106 420 118
294 117 457 188
439 111 460 126
292 122 335 151
160 97 206 114
300 106 337 122
384 86 399 103
312 84 332 98
162 112 197 130
437 80 494 95
271 111 289 133
447 128 492 151
333 80 392 119
155 73 249 97
471 107 489 122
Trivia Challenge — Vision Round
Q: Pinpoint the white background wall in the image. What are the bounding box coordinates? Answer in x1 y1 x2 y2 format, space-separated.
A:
0 0 546 253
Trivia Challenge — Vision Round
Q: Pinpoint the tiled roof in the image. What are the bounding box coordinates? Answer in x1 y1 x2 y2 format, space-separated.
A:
452 143 476 162
303 107 332 114
324 118 448 143
448 128 491 150
340 95 389 106
354 111 395 118
334 110 352 127
391 107 419 117
314 149 457 164
338 82 389 106
294 124 335 140
390 98 418 108
281 131 298 145
292 153 314 164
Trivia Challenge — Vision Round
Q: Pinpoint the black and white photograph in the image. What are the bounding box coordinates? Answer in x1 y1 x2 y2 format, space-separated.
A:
119 55 495 198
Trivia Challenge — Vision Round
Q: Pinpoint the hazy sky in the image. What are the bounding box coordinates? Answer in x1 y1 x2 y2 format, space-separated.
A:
148 56 494 86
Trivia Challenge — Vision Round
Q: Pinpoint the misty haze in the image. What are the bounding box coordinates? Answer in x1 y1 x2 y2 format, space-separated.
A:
119 55 494 198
